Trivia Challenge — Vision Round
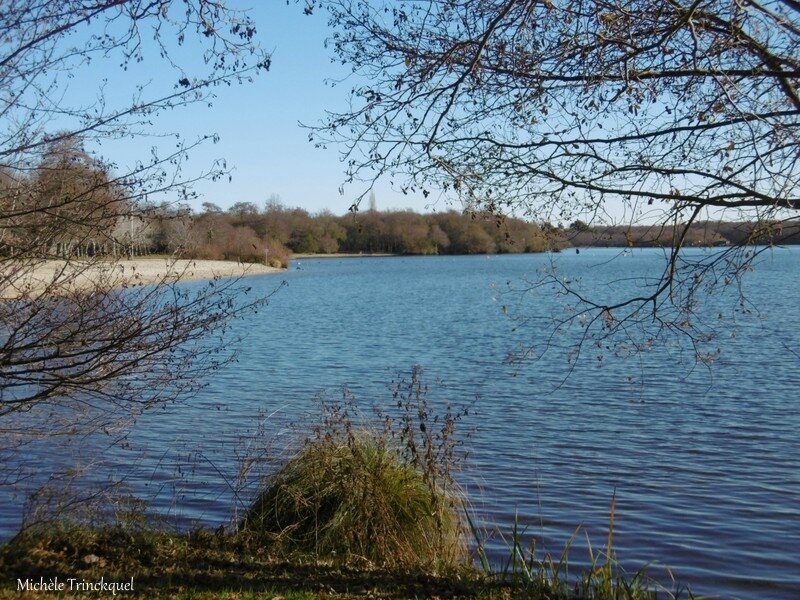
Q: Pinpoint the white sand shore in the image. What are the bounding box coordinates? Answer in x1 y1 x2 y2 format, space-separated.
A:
2 258 284 299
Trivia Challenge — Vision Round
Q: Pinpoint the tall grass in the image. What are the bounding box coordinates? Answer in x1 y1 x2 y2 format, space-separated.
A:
241 434 465 569
240 367 470 571
467 492 697 599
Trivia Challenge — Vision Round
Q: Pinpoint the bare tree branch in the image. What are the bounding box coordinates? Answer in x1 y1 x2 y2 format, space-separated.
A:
1 2 276 469
308 0 799 357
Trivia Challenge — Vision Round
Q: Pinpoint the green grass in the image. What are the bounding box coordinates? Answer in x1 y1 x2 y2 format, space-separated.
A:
0 497 703 599
0 510 698 600
0 526 687 599
0 525 476 599
466 495 698 600
241 434 466 571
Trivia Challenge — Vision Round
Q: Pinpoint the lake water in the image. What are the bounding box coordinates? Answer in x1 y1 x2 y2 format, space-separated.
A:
2 248 799 599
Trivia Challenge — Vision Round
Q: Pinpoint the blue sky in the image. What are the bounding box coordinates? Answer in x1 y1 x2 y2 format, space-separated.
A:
37 1 659 224
15 2 770 225
64 2 434 215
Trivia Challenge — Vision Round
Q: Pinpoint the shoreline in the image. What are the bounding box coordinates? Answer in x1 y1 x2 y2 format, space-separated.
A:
290 252 397 260
1 258 284 299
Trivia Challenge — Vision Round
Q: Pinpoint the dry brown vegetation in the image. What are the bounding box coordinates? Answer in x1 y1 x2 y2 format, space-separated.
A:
565 219 800 248
153 203 559 260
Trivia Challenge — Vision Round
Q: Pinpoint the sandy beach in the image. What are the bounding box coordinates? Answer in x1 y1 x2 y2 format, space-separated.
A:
2 258 284 299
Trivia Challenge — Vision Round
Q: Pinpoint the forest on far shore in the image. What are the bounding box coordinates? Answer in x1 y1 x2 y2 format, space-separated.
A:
149 200 800 267
4 140 794 269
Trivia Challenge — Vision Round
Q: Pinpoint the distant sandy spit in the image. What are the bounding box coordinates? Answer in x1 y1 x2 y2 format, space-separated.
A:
2 258 284 299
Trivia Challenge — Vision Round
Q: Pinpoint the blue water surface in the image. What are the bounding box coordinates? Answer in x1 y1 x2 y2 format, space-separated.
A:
2 248 798 599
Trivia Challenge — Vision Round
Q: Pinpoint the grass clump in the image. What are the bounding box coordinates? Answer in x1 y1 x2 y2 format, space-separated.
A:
242 434 464 569
240 367 469 571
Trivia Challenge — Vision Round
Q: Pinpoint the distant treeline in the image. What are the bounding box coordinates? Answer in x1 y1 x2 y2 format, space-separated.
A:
10 134 794 271
153 202 555 267
151 204 800 267
564 219 800 248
